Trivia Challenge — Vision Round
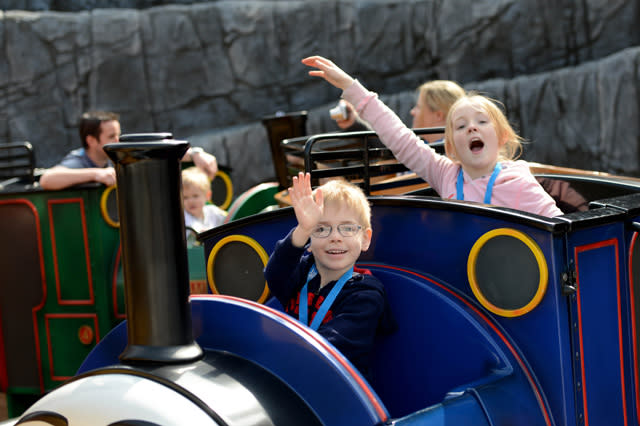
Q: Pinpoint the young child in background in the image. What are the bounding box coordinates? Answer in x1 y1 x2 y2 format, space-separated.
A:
264 172 395 381
302 55 563 217
182 166 227 234
334 80 465 143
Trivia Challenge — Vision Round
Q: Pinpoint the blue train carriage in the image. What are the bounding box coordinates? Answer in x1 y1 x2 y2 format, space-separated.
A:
0 143 123 416
197 130 640 425
6 135 640 425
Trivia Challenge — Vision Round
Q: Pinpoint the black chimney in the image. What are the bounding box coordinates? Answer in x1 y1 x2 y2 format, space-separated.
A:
104 137 203 364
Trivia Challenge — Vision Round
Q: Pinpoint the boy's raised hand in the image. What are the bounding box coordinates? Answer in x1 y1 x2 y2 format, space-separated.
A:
302 56 355 91
289 172 323 247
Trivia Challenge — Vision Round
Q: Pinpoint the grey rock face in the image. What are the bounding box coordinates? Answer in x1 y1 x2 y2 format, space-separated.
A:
0 0 203 12
0 0 639 195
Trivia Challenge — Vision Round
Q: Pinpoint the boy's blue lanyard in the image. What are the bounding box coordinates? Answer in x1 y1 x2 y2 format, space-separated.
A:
456 162 502 204
299 264 353 330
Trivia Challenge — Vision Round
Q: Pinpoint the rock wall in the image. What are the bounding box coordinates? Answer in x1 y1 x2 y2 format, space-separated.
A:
1 0 256 13
1 0 639 195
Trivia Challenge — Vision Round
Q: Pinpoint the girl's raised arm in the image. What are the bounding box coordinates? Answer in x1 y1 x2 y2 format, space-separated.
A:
301 56 355 91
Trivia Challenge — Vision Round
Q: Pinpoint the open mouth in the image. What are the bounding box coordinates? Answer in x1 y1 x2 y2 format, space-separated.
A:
469 138 484 152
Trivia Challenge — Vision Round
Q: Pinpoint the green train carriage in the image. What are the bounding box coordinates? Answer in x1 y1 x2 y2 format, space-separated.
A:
0 155 122 415
0 141 237 417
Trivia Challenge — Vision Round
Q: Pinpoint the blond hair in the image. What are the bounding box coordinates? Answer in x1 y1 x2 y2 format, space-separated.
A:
417 80 466 114
314 179 371 229
444 94 523 162
181 166 210 194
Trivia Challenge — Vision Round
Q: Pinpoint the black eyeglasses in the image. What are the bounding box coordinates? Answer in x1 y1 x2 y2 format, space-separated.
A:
311 224 362 238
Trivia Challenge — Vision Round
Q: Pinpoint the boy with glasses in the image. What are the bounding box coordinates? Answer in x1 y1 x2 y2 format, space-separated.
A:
264 172 395 381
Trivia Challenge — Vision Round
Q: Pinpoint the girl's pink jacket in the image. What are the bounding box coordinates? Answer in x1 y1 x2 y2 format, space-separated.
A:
343 80 563 218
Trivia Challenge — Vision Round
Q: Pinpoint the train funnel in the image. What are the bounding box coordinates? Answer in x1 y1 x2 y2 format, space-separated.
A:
104 138 203 364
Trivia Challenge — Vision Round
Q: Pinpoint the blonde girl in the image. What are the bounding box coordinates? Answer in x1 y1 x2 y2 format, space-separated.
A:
302 55 562 217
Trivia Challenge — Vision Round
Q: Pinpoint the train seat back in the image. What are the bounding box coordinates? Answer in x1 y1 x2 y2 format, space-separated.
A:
261 111 308 189
363 265 514 419
535 174 640 213
223 182 280 223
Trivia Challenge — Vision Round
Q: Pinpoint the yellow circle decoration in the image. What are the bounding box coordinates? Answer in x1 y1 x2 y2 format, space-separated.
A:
207 234 270 303
214 170 233 210
100 185 119 228
467 228 548 317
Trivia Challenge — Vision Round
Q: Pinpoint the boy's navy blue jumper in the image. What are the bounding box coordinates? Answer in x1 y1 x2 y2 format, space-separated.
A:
264 228 396 380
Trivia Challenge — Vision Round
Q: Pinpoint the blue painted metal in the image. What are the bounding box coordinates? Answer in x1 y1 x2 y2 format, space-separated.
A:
79 295 390 426
362 266 546 424
10 133 640 424
73 187 640 425
195 199 562 425
190 295 389 425
191 192 640 425
72 189 640 425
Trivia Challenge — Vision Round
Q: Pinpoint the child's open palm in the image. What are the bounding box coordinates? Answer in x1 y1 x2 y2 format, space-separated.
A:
289 172 323 236
301 56 354 91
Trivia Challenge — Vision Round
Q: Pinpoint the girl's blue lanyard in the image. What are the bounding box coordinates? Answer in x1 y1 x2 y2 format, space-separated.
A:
456 162 502 204
299 264 353 330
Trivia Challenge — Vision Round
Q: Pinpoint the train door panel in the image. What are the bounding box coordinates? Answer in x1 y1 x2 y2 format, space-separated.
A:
43 314 99 380
0 199 46 396
38 195 95 388
37 187 120 390
566 214 635 426
48 198 94 304
449 217 573 426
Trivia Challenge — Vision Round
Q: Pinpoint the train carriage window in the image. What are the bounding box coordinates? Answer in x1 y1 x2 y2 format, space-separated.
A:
100 185 120 227
207 235 270 303
210 169 233 211
468 228 548 317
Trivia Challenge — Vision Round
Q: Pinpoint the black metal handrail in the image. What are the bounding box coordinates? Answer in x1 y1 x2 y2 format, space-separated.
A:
0 142 36 185
284 127 444 195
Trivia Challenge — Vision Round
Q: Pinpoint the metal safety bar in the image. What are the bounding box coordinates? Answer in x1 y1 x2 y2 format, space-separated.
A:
282 127 445 195
0 142 36 185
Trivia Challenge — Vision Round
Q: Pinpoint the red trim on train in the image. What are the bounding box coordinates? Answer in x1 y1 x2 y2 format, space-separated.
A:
0 301 6 391
629 232 640 424
575 238 627 426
